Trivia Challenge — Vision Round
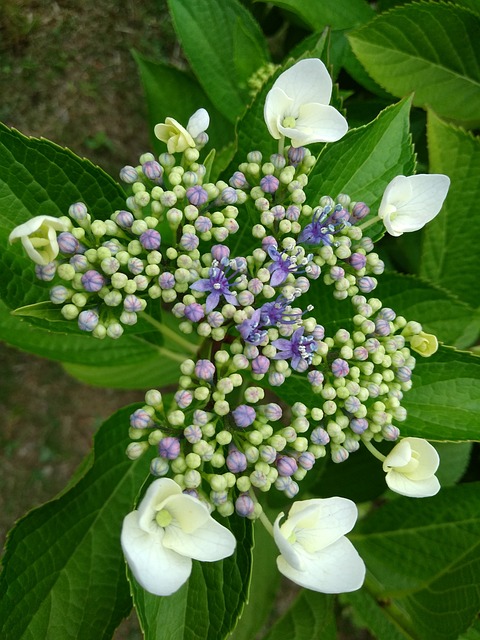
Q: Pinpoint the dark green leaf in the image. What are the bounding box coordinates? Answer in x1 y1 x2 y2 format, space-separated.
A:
255 0 374 31
262 591 336 640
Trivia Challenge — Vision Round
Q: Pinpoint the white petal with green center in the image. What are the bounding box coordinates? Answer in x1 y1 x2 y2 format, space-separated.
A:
163 512 236 562
385 470 440 498
137 478 181 532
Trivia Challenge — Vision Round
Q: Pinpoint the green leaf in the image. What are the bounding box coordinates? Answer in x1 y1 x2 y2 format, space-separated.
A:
166 0 269 123
0 405 151 640
132 51 234 159
255 0 374 30
460 618 480 640
304 98 415 243
401 346 480 442
262 591 336 640
131 516 253 640
348 3 480 128
435 443 473 487
352 483 480 640
421 110 480 309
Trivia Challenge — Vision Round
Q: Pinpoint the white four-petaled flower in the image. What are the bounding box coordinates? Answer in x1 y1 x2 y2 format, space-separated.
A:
264 58 348 148
383 437 440 498
378 174 450 236
154 108 210 154
121 478 236 596
273 497 365 593
8 215 68 265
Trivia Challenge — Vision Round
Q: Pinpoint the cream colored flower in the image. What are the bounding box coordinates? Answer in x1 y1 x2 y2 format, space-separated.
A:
273 497 365 593
154 108 210 154
383 437 440 497
264 58 348 148
9 215 68 265
378 174 450 236
121 478 236 596
410 332 439 357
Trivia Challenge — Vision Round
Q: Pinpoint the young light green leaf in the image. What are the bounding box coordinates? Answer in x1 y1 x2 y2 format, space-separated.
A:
166 0 269 123
305 98 415 243
352 483 480 640
261 591 336 640
421 110 480 309
130 515 253 640
348 3 480 127
255 0 373 30
0 406 152 640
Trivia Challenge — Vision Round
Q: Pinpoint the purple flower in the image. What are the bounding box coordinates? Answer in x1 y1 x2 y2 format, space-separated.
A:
351 201 370 221
184 302 205 322
187 185 209 206
276 455 298 477
140 229 161 250
81 270 105 292
142 160 163 182
235 493 255 517
184 425 202 443
229 171 248 189
158 272 175 289
307 370 324 387
194 359 216 381
116 210 135 228
217 187 238 204
232 405 256 428
57 232 79 254
190 263 239 312
124 294 143 312
159 437 181 460
331 358 349 378
272 327 317 371
288 146 306 165
251 355 270 374
211 244 230 261
119 165 139 184
260 175 279 194
259 295 306 327
226 448 248 473
195 216 212 233
298 205 347 246
130 408 154 429
236 309 267 345
267 245 299 287
262 403 283 421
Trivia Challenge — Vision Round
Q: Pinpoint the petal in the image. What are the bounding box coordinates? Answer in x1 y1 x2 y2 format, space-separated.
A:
187 108 210 137
9 215 67 243
385 469 440 498
121 511 192 596
271 338 293 351
272 59 333 112
383 439 413 472
403 437 440 480
264 87 294 139
137 478 182 532
190 278 212 292
164 514 236 562
163 493 211 534
205 291 220 313
270 267 288 287
277 536 365 593
278 103 348 147
282 498 358 553
273 512 305 571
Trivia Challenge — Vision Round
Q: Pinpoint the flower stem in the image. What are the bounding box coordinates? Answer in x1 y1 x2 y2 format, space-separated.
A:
363 438 386 463
139 312 198 354
278 135 285 157
249 489 274 536
358 215 381 231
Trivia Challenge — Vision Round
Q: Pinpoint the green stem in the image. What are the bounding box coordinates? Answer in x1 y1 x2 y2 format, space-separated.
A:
139 312 198 354
249 489 274 536
358 214 381 232
156 346 189 364
363 438 386 463
278 135 285 157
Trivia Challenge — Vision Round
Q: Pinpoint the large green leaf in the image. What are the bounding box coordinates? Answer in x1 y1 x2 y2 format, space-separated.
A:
262 591 336 640
255 0 373 30
166 0 269 123
348 3 480 128
305 98 415 243
0 405 151 640
352 483 480 640
421 111 480 309
131 514 253 640
132 51 234 159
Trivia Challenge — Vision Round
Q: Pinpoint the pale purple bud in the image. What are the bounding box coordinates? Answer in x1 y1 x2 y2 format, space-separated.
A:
140 229 161 250
365 338 380 352
130 408 153 428
308 370 324 387
298 451 315 470
232 404 256 428
35 262 56 281
183 488 200 498
211 244 230 261
313 324 325 340
269 372 285 387
330 266 345 281
251 355 270 374
285 204 301 221
382 425 400 441
270 205 285 220
226 448 248 472
248 278 263 295
50 285 70 304
68 202 88 221
344 396 361 413
102 240 121 255
150 457 169 476
124 294 143 312
193 409 209 425
57 232 79 254
350 418 368 434
211 490 228 506
270 153 286 169
81 270 105 292
185 302 205 322
262 403 283 421
284 480 299 498
78 309 99 332
288 146 306 165
184 424 203 443
119 165 139 183
159 436 181 459
275 476 292 491
375 318 391 336
331 358 349 378
396 366 412 382
70 254 89 272
158 272 175 289
261 236 277 251
175 389 193 409
195 359 216 381
331 447 349 463
259 445 277 464
351 202 370 220
247 150 262 163
207 311 224 327
195 216 212 233
128 257 144 275
187 185 209 206
357 276 377 293
180 232 199 251
219 187 237 204
379 307 396 321
349 252 367 270
237 290 254 306
260 175 279 193
353 347 369 361
229 171 248 189
142 160 163 181
311 427 330 445
277 455 298 476
235 493 255 516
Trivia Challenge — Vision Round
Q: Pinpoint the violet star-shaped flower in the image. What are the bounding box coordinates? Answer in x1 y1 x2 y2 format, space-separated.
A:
272 327 317 371
267 245 300 287
190 266 238 312
298 206 348 246
236 309 268 344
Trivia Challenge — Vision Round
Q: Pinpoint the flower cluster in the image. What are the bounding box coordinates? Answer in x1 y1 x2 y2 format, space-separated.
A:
9 58 448 599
